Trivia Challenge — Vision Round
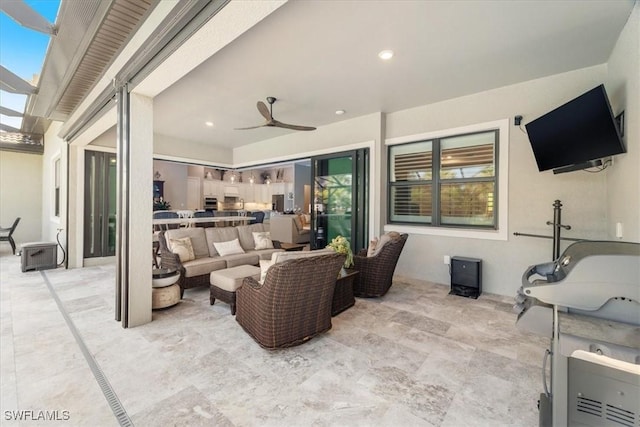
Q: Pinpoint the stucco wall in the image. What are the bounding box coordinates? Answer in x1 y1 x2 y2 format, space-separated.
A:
605 2 639 242
0 150 43 249
386 65 611 296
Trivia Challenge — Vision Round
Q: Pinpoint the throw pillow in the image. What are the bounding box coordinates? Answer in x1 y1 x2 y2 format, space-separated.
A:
253 231 274 250
213 238 245 257
387 231 401 240
367 237 379 257
169 237 195 262
371 234 392 257
259 259 273 283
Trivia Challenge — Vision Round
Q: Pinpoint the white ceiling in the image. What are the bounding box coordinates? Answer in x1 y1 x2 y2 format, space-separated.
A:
152 0 635 150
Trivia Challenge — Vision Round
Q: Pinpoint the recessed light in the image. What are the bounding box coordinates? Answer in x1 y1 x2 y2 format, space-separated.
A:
205 121 214 127
335 109 345 115
378 50 394 60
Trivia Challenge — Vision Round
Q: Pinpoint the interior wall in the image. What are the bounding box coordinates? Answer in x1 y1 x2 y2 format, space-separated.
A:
605 2 639 243
154 133 233 165
153 160 188 210
89 126 116 147
0 150 43 248
294 163 311 212
386 65 610 296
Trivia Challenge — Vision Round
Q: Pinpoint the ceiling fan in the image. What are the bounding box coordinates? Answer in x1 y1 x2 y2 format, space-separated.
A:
235 97 316 131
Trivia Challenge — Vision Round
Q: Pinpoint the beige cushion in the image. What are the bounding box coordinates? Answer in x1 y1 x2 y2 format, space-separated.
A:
253 231 274 250
223 253 261 268
213 238 245 257
271 248 333 264
169 237 195 262
259 259 273 283
182 257 226 278
292 215 303 232
205 227 240 257
367 237 379 257
210 265 261 292
236 223 265 251
371 232 402 257
165 228 209 259
251 248 283 261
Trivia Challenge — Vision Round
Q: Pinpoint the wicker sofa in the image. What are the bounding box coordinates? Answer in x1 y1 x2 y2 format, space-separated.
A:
269 215 310 244
159 224 283 297
236 252 345 349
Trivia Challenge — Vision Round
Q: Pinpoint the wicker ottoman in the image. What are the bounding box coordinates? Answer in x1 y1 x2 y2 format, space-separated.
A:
210 265 261 314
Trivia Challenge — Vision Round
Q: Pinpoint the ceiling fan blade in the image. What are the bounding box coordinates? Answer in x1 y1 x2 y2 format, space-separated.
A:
257 101 272 121
273 120 316 131
234 124 266 130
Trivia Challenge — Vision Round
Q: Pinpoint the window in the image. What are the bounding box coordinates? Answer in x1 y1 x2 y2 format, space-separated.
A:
389 130 498 229
54 157 61 217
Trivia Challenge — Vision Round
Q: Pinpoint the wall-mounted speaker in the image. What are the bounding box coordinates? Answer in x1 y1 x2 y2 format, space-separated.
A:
450 256 482 299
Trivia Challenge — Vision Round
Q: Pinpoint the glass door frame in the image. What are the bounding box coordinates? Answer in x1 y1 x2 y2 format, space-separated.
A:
310 148 369 252
84 150 117 258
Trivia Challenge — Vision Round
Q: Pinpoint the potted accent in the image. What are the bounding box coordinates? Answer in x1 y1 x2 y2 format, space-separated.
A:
153 197 171 211
327 235 354 269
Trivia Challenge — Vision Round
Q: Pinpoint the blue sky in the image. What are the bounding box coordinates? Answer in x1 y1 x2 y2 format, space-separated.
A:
0 0 60 130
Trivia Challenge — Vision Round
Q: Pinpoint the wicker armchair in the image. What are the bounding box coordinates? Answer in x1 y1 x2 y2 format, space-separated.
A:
352 233 408 297
158 231 210 297
236 253 345 349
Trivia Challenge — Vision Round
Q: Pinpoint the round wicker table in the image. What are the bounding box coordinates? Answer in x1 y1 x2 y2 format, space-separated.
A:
152 269 180 309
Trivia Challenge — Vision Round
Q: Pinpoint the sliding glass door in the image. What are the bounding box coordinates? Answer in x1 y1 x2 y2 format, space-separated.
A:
311 148 369 252
84 151 117 258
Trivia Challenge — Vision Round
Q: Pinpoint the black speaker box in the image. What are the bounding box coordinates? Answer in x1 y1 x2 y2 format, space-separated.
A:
450 256 482 299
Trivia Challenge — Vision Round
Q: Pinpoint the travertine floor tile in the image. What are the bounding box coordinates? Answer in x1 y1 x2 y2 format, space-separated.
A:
0 247 545 426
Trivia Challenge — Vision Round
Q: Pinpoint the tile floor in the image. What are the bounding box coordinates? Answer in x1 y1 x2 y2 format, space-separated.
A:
0 246 548 426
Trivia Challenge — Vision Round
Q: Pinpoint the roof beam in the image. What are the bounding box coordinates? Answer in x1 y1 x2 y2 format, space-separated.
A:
0 106 23 117
0 0 56 35
0 123 21 133
0 65 37 94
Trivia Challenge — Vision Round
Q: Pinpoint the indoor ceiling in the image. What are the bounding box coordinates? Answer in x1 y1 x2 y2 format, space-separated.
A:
151 0 635 150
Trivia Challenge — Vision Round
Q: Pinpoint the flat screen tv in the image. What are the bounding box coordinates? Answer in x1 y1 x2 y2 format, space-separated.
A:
525 84 625 173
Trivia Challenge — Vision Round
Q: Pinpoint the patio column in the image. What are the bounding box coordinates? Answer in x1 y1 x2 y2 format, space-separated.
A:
116 84 153 328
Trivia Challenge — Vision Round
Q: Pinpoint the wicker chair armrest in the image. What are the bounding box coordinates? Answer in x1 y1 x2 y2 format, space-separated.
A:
158 231 183 270
353 253 375 267
243 276 264 290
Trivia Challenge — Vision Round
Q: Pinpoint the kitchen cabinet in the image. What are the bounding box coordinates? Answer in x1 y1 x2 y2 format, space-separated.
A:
243 183 258 203
258 184 269 204
271 182 285 196
203 179 223 197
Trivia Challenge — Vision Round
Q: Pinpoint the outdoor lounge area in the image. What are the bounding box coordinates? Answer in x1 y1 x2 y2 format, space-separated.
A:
0 247 547 425
1 1 639 426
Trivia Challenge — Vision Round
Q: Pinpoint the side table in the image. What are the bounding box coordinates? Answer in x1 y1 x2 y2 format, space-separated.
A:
332 268 358 316
274 241 306 252
152 269 180 309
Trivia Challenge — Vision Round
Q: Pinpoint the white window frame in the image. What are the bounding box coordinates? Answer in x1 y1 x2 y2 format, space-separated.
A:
385 119 509 241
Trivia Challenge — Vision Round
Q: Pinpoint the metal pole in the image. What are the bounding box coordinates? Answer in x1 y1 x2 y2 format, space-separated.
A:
546 200 571 261
115 82 130 326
